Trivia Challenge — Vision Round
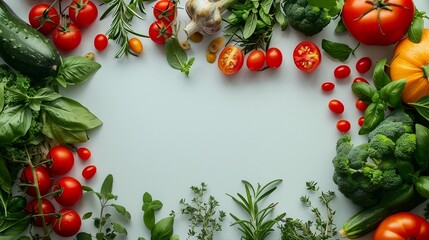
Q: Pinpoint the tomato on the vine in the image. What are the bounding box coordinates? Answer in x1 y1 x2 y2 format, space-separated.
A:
148 20 173 44
82 165 97 179
47 146 74 175
153 0 176 23
265 47 282 69
69 0 98 28
356 57 372 74
328 99 344 114
342 0 415 45
53 177 82 207
26 198 56 227
336 120 351 133
53 208 82 237
246 49 265 71
334 65 351 79
94 34 108 51
28 4 60 35
218 45 244 75
77 147 91 161
293 41 321 72
20 166 53 197
374 212 429 240
52 23 82 51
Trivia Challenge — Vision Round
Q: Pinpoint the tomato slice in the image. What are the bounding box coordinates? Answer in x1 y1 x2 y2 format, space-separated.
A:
218 45 244 75
293 41 321 72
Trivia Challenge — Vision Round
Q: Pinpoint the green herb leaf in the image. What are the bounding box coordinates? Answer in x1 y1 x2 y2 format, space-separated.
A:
151 216 174 240
335 19 347 33
0 105 32 144
416 124 429 170
112 222 128 235
56 56 101 87
409 96 429 121
165 38 194 76
351 82 377 103
307 0 336 9
0 83 4 112
76 232 92 240
274 2 288 31
408 17 424 43
112 204 131 220
321 39 355 61
379 79 406 108
101 174 114 195
243 12 258 39
35 88 62 102
0 157 12 194
42 114 89 143
372 58 391 90
259 8 272 26
82 212 93 220
358 102 386 135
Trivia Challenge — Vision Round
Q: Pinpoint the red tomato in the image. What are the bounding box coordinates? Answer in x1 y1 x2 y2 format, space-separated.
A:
358 116 364 127
218 45 244 75
321 82 335 92
148 20 173 44
356 57 372 74
342 0 415 45
52 23 82 51
94 34 108 51
329 99 344 114
53 208 82 237
374 212 429 240
82 165 97 179
28 4 60 35
53 177 82 207
353 77 369 84
337 120 351 133
153 0 176 23
20 166 53 197
77 147 92 161
26 198 56 227
69 0 98 28
47 146 74 175
355 99 368 112
246 49 265 71
334 65 351 78
265 47 283 69
293 41 321 72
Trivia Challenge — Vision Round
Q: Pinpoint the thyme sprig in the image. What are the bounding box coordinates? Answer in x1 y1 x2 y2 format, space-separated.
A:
100 0 148 58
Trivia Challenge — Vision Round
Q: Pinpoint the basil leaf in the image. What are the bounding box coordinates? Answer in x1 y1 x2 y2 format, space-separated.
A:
408 12 425 43
76 232 92 240
244 12 258 39
274 2 288 31
34 88 62 102
7 196 26 213
259 8 271 26
112 222 127 234
165 38 194 76
373 58 391 90
28 100 42 112
261 0 273 14
409 96 429 121
42 97 102 131
321 39 355 61
0 83 4 112
379 79 406 108
359 102 386 135
101 174 114 195
151 216 174 240
0 105 32 144
351 82 377 103
416 124 429 170
144 208 156 230
335 19 347 33
56 56 102 87
0 218 29 239
0 157 11 194
42 113 89 143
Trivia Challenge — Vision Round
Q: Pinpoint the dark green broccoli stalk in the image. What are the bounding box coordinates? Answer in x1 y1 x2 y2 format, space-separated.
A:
283 0 331 36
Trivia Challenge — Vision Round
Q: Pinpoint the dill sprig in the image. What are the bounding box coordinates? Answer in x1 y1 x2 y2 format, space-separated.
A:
100 0 149 58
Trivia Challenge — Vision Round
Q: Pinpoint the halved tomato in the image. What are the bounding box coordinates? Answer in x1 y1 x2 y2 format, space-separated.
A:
293 41 321 72
218 45 244 75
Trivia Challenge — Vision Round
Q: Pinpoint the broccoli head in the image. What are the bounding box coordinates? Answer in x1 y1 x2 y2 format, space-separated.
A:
283 0 331 36
368 134 395 160
381 169 403 190
368 111 414 142
394 133 416 161
347 143 369 170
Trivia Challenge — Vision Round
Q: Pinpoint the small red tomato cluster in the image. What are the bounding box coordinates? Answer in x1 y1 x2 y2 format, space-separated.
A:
246 48 283 71
148 0 175 44
28 1 105 52
322 56 373 133
20 145 96 237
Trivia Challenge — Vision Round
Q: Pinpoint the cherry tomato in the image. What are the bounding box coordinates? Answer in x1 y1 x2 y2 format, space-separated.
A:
77 147 91 161
358 116 364 127
153 0 176 23
20 166 53 197
26 198 56 227
53 208 82 237
246 49 265 71
334 65 351 79
47 146 74 175
94 34 108 51
53 177 82 207
336 120 351 133
69 0 98 28
355 99 368 112
148 20 172 44
265 47 283 69
82 165 97 179
328 99 344 114
28 4 60 35
374 212 429 240
321 82 335 92
353 77 369 84
52 23 82 51
129 37 144 54
293 41 321 72
356 57 372 74
218 45 244 75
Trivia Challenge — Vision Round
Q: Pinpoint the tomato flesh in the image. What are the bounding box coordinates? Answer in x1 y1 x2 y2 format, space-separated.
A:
218 46 244 75
293 41 321 72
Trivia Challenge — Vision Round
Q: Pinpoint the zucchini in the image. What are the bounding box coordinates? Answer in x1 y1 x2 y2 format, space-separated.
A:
0 0 61 80
339 184 426 239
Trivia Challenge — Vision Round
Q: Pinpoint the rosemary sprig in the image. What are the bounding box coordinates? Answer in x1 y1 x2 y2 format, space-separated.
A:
100 0 149 58
227 179 286 240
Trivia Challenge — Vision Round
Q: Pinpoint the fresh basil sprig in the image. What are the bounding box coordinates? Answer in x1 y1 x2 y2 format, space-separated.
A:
54 56 102 87
352 58 406 134
407 9 429 43
321 39 359 61
409 96 429 122
165 37 194 77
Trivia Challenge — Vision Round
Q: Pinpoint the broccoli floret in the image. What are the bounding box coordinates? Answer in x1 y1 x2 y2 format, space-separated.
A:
394 133 416 161
348 188 380 207
283 0 332 36
383 110 415 127
381 169 403 190
368 134 395 160
347 143 369 170
368 121 413 142
336 134 353 155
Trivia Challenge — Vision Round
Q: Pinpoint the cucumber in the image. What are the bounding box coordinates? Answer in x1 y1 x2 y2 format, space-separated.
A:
339 184 426 239
0 0 61 80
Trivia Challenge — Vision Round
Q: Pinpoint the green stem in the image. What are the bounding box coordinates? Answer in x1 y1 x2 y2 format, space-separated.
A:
422 63 429 79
